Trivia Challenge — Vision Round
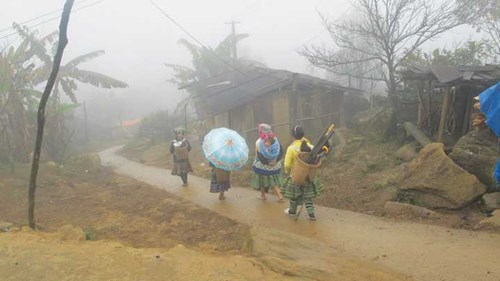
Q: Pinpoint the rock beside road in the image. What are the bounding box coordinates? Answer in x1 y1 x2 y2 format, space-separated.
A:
449 129 500 191
384 202 440 219
482 192 500 212
480 210 500 228
397 143 486 209
394 142 419 162
0 221 13 232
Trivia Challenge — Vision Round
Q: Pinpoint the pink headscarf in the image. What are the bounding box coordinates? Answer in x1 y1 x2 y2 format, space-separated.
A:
258 123 275 139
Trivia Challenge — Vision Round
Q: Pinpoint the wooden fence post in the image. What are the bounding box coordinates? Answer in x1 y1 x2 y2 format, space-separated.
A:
437 87 451 143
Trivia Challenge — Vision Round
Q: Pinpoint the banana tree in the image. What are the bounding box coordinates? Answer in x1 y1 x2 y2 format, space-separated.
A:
166 33 251 87
42 49 128 161
54 50 128 103
166 33 264 119
1 24 128 164
0 25 56 165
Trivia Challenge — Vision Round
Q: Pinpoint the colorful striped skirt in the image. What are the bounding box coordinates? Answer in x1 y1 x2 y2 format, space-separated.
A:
252 174 283 192
280 176 323 200
210 168 231 193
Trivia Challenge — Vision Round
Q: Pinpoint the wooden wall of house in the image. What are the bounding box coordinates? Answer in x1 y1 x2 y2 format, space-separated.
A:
208 86 346 152
271 90 291 144
252 95 274 125
290 87 344 140
250 92 290 148
205 114 215 133
228 102 258 146
319 89 344 128
292 91 315 136
229 106 244 132
413 83 482 145
225 89 294 150
214 112 229 128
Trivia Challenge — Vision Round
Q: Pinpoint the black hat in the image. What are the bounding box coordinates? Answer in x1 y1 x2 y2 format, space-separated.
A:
292 125 304 139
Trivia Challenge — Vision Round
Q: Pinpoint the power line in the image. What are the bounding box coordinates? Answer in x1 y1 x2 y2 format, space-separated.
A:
0 0 106 41
148 0 209 50
149 0 245 75
0 0 95 34
149 0 297 95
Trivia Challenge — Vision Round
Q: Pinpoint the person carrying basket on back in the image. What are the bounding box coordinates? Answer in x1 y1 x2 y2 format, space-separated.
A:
281 125 329 221
170 127 192 186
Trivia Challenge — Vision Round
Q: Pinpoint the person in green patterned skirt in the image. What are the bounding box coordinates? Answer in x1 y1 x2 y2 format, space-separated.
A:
252 124 284 202
281 125 326 221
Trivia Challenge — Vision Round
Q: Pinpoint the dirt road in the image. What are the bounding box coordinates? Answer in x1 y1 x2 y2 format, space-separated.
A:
100 146 500 281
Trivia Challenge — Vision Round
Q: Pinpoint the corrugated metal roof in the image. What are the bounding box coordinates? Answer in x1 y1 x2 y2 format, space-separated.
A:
183 66 362 113
429 65 462 84
401 64 500 86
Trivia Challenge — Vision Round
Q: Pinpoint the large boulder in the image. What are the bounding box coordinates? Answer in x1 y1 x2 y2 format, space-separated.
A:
482 192 500 211
449 128 500 191
480 209 500 227
394 142 419 162
397 143 486 209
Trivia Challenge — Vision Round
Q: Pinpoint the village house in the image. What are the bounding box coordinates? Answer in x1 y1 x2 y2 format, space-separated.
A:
401 64 500 146
181 65 362 146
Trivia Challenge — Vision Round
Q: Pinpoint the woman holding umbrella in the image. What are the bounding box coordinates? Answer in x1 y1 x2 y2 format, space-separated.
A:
209 162 231 200
203 127 249 200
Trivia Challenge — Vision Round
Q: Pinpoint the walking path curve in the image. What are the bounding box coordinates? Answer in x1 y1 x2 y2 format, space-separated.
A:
100 146 500 281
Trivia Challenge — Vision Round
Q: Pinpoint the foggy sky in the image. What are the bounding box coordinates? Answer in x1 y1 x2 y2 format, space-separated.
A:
0 0 479 122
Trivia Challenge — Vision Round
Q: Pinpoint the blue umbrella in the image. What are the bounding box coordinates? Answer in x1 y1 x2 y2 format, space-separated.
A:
479 82 500 137
202 127 249 171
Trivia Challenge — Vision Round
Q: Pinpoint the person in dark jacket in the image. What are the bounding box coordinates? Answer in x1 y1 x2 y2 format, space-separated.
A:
169 128 192 186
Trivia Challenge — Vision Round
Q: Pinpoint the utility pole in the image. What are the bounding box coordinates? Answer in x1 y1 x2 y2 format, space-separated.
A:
225 20 240 65
83 101 89 144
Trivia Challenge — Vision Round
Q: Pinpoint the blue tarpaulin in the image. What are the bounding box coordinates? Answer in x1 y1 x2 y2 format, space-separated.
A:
479 82 500 137
495 160 500 185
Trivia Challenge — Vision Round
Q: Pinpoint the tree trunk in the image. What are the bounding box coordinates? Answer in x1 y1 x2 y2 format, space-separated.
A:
28 0 74 230
387 62 400 112
403 121 432 147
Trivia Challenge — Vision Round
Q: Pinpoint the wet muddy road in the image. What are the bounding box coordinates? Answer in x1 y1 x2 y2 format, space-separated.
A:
100 146 500 281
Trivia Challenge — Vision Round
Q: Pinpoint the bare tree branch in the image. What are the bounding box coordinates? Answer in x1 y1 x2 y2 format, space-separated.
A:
299 0 468 108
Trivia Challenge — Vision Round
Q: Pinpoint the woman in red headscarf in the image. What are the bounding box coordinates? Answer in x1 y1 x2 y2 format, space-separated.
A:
252 123 284 202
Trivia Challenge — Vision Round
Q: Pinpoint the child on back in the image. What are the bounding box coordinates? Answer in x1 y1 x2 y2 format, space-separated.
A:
252 124 284 202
